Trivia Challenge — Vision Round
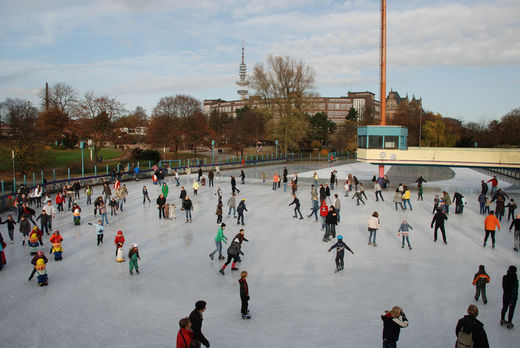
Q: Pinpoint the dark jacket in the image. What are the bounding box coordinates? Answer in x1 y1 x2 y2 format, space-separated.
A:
503 270 518 302
453 192 464 205
189 309 209 347
289 197 300 209
481 182 488 194
431 212 447 227
381 312 408 344
227 240 243 257
36 212 49 224
473 271 490 289
156 196 166 207
0 218 16 230
233 233 249 244
237 201 247 214
455 315 489 348
231 177 237 187
325 210 338 225
179 189 187 200
510 218 520 231
183 199 193 211
239 278 249 299
328 240 353 254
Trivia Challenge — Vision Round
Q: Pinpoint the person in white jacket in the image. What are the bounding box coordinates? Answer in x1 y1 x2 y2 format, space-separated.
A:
368 211 380 246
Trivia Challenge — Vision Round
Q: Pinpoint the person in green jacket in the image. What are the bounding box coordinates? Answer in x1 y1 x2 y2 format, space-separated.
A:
162 183 169 199
129 243 140 275
209 223 227 260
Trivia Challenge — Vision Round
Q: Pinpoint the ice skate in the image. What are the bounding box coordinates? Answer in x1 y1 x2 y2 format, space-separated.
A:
231 267 239 271
506 322 514 329
219 255 225 260
368 242 371 245
501 319 506 326
242 313 251 319
209 253 214 260
219 268 225 275
373 243 377 247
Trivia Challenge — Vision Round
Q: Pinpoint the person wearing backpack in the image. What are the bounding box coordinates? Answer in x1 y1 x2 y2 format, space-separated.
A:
473 265 490 304
455 304 489 348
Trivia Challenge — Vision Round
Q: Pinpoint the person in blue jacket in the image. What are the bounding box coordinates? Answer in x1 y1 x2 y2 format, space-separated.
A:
328 235 354 272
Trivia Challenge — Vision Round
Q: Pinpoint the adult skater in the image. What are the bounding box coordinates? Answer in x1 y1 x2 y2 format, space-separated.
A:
393 189 404 211
227 193 236 218
209 223 227 260
231 176 240 194
0 231 6 270
402 186 412 210
478 192 487 215
219 237 243 274
198 167 203 181
473 265 490 304
179 186 187 205
381 306 408 348
374 181 384 201
208 169 214 187
481 180 488 195
328 235 354 272
506 199 517 221
415 176 427 200
189 301 210 348
323 206 338 242
367 211 380 246
443 191 451 214
333 194 341 222
157 194 166 219
500 265 518 329
215 200 223 224
308 196 319 222
142 186 151 205
240 170 246 184
128 243 140 275
455 305 489 348
237 199 247 226
510 214 520 251
176 317 193 348
329 171 335 190
35 210 50 235
0 215 16 244
289 195 304 219
453 192 464 214
283 167 288 192
352 187 365 205
431 208 448 244
19 215 31 246
239 271 251 319
487 176 498 196
183 196 193 223
483 211 500 248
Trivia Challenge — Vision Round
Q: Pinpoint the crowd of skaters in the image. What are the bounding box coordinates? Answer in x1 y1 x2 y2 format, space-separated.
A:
0 163 518 347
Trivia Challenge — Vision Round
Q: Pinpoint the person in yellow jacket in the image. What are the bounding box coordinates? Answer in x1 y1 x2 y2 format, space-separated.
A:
402 186 412 211
193 180 199 196
483 211 500 248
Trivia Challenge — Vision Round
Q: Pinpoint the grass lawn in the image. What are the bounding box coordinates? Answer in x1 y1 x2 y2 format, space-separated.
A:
41 148 124 168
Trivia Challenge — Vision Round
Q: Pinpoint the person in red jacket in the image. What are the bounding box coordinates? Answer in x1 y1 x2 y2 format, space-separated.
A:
319 200 328 231
483 211 501 248
487 176 498 196
55 193 64 213
176 317 193 348
114 230 125 261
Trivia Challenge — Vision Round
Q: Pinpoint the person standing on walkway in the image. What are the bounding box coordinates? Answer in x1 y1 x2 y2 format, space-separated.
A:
500 265 518 329
483 211 500 248
227 193 236 218
283 167 288 192
431 208 448 244
289 195 304 219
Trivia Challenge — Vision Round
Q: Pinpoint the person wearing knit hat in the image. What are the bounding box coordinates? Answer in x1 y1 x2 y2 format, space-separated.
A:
328 235 354 273
128 244 140 275
114 230 125 262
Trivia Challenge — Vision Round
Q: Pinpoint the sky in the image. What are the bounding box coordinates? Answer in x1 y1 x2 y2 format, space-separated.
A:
0 0 519 123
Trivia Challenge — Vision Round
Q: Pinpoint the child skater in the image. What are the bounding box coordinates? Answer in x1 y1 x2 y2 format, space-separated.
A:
176 317 194 348
114 230 125 262
49 230 64 261
328 235 354 273
169 201 176 219
88 220 104 246
398 219 413 249
129 243 140 275
34 258 48 286
473 265 490 304
239 271 251 319
216 200 223 224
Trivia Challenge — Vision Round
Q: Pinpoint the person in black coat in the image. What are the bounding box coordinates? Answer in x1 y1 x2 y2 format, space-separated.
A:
381 306 408 348
198 167 203 181
289 195 303 219
231 176 240 194
239 271 251 319
189 300 210 347
328 235 354 272
219 238 243 274
431 208 448 244
501 265 518 328
481 180 488 195
236 199 247 225
240 170 246 184
455 304 489 348
156 194 166 219
323 206 337 242
453 192 464 214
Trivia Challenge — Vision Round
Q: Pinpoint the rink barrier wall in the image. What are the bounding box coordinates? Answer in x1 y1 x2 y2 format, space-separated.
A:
0 151 354 211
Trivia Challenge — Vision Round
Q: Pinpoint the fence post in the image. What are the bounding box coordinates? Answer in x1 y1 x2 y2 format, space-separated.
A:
33 172 35 186
106 165 108 175
53 169 56 190
318 153 321 162
41 171 44 184
204 158 207 165
13 177 16 192
178 160 181 168
1 180 4 197
95 165 97 177
68 169 70 184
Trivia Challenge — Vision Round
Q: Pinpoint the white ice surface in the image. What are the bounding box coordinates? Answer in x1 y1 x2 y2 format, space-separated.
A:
298 161 388 180
0 167 518 348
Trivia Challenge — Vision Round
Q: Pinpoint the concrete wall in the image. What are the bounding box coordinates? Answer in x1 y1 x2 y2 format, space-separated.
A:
357 147 520 168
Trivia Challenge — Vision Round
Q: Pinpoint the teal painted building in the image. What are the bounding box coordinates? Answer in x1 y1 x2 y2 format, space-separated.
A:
357 125 408 150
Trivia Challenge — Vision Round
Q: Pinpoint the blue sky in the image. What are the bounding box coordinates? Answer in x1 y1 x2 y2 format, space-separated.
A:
0 0 519 122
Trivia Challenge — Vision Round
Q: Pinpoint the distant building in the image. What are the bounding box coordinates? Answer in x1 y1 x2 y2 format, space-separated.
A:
119 127 147 136
386 89 422 120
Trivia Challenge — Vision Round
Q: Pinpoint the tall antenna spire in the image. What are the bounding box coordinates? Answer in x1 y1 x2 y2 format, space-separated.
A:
236 40 249 99
380 0 387 125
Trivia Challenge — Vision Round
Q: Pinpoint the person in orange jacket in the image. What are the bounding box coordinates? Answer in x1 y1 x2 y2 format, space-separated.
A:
483 211 501 248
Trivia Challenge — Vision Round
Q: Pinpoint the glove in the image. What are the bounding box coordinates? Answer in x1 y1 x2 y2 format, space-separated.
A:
247 296 250 300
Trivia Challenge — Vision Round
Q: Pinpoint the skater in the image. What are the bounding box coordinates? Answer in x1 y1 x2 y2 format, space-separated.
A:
478 192 487 215
328 235 354 272
109 197 118 216
239 271 251 319
174 170 180 186
115 186 125 212
169 201 176 219
157 194 166 219
189 301 210 348
333 194 341 223
99 200 108 226
359 182 368 200
198 167 203 181
240 170 245 184
215 200 223 224
484 196 491 214
483 211 500 248
227 193 236 217
500 265 518 329
237 198 247 226
19 215 31 246
368 211 380 246
179 186 187 205
192 180 199 196
128 243 140 274
208 169 214 187
102 183 111 203
231 176 240 194
272 173 279 190
289 195 304 219
506 199 517 221
381 306 409 348
352 187 365 205
323 206 338 242
481 180 489 195
443 191 451 214
262 172 266 183
183 196 193 223
308 196 319 222
393 189 404 211
324 184 331 204
161 182 169 200
215 186 222 201
142 186 151 204
91 220 104 246
415 176 427 200
495 195 506 221
0 231 6 270
164 201 170 220
283 168 288 192
453 192 464 214
114 230 125 262
402 186 412 210
455 305 489 348
510 214 520 251
374 181 384 201
219 237 243 274
431 208 448 244
398 219 413 249
0 215 16 244
473 265 490 304
209 223 227 260
28 250 48 281
487 176 498 196
319 200 329 230
85 185 93 205
176 317 194 348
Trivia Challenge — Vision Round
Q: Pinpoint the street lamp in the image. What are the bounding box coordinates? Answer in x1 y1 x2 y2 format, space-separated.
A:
12 150 15 192
275 139 278 159
80 141 85 177
211 140 215 164
419 109 423 147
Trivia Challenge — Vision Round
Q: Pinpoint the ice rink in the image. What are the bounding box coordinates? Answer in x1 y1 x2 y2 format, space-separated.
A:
0 162 518 347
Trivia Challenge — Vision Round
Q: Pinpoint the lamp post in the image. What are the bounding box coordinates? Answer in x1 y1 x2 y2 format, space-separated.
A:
12 150 15 191
80 141 85 177
418 109 423 147
211 140 215 164
275 139 278 159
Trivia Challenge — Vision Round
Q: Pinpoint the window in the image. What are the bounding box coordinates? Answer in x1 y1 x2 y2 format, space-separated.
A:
368 135 383 149
384 136 399 149
358 135 367 148
319 104 325 110
335 104 340 110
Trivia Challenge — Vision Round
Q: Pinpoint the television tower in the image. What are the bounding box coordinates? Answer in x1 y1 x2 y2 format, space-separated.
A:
380 0 387 125
236 41 249 99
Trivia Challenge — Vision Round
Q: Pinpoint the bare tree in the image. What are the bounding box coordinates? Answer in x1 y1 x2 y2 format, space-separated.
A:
38 82 78 116
249 55 315 152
